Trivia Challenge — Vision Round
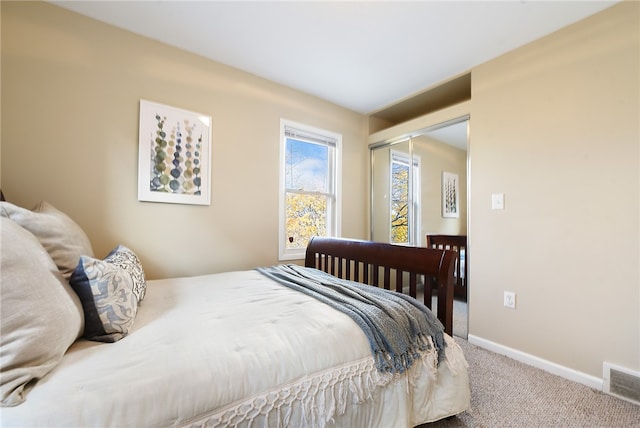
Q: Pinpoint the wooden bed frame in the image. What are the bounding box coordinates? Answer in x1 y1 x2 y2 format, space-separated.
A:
305 236 457 335
426 234 467 301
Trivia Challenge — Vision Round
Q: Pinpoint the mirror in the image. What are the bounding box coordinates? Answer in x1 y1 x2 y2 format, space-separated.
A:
370 117 469 338
370 118 468 244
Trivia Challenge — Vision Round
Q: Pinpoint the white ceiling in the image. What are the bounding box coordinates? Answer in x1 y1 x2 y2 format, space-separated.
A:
50 1 618 114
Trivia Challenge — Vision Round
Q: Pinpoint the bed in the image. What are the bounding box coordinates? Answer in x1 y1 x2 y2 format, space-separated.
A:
0 200 470 427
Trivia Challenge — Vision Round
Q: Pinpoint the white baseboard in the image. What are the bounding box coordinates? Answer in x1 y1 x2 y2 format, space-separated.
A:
467 334 603 391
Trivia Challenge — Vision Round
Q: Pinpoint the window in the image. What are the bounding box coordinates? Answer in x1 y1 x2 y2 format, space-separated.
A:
279 120 341 260
390 150 420 245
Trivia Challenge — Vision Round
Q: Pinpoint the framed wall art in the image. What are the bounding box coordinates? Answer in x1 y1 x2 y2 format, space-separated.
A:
442 171 459 218
138 100 212 205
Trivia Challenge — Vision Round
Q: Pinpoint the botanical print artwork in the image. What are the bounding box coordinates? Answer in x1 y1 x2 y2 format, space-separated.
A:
150 114 202 195
138 100 211 205
442 172 459 218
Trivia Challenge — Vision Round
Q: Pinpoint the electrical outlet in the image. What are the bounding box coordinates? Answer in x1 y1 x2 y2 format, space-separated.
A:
504 291 516 309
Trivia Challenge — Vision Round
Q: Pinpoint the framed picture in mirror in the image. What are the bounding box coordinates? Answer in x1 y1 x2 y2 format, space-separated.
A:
442 171 459 218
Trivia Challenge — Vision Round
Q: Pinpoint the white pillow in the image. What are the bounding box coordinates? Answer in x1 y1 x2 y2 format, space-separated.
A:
0 201 94 280
0 218 84 406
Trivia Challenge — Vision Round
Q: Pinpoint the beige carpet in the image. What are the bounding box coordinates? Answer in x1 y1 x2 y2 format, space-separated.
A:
422 338 640 427
420 293 639 426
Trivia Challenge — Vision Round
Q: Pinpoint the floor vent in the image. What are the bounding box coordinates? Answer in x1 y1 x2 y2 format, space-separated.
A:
604 363 640 405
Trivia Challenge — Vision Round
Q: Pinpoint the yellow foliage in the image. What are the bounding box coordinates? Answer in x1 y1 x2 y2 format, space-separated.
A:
285 193 327 249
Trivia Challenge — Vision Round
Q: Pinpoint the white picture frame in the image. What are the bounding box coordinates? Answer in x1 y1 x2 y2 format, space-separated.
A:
442 171 459 218
138 100 212 205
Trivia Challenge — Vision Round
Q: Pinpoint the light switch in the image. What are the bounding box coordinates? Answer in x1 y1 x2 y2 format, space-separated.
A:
492 193 505 210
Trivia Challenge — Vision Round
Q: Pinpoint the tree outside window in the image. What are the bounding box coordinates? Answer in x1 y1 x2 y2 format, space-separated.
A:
390 150 420 245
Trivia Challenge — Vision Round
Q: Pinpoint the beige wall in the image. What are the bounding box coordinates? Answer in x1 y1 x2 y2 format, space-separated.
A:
470 1 639 378
0 1 368 279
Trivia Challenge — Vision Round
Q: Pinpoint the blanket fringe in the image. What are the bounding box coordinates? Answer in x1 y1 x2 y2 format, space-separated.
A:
190 347 453 428
443 335 469 376
189 336 469 428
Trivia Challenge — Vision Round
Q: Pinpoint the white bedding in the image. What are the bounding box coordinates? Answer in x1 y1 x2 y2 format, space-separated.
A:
1 270 470 427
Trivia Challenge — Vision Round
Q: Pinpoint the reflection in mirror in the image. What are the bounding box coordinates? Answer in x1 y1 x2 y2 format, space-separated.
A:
370 119 468 245
370 118 469 338
371 138 419 245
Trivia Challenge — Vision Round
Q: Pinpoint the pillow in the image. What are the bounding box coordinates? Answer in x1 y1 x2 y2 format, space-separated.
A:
0 201 94 281
104 245 147 303
0 218 84 407
70 251 139 343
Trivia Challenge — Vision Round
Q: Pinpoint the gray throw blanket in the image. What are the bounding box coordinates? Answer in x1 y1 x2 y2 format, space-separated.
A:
256 264 445 374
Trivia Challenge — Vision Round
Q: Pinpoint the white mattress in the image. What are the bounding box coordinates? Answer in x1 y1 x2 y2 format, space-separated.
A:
1 270 470 427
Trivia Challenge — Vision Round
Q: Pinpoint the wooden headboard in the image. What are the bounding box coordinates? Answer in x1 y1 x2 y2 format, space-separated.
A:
305 236 457 336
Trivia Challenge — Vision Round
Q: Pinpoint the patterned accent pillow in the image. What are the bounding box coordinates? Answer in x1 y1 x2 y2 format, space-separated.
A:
105 245 147 303
70 253 138 343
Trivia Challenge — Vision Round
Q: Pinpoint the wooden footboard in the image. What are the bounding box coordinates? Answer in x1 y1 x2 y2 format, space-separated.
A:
426 234 467 301
305 237 457 336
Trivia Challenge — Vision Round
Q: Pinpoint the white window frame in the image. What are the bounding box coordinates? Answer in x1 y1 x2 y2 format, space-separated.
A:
279 119 342 260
